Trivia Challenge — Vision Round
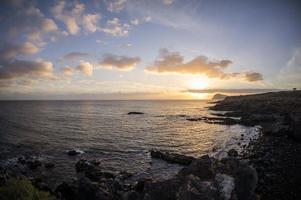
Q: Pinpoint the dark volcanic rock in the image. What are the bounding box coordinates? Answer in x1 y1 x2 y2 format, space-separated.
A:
127 112 144 115
27 159 42 170
150 150 196 165
56 181 78 200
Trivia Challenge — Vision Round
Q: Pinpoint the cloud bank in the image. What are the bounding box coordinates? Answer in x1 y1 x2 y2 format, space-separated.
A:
146 48 263 82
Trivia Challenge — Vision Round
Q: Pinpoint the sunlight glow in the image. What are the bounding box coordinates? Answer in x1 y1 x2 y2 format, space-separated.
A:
188 76 210 89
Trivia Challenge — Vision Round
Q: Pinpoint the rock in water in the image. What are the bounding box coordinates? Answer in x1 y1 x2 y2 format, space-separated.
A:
67 149 83 156
127 112 144 115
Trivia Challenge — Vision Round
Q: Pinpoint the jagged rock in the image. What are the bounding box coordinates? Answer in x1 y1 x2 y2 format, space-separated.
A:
214 173 235 200
150 150 195 165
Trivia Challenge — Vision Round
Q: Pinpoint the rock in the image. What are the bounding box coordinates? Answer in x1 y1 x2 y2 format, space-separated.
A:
67 149 83 156
78 175 113 200
212 94 227 101
234 162 258 200
177 175 218 200
179 155 213 180
228 149 238 157
127 112 144 115
27 159 42 170
123 190 140 200
18 156 26 164
143 178 181 200
55 181 78 200
75 159 115 182
44 162 55 169
150 150 195 165
214 173 235 200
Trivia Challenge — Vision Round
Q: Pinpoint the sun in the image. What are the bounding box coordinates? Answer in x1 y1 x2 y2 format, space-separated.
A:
188 76 210 89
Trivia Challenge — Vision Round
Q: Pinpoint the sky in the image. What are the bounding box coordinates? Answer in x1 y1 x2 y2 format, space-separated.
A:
0 0 300 100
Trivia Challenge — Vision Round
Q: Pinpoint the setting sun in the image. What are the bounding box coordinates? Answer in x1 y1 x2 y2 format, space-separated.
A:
188 76 210 89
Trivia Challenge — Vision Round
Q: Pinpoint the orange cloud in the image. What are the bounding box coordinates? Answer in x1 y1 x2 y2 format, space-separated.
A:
146 48 263 82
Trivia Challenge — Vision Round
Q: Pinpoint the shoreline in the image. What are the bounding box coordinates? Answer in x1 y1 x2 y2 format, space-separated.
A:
210 90 301 199
1 91 300 199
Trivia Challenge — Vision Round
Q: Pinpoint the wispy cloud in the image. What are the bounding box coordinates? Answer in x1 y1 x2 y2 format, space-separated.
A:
62 52 90 61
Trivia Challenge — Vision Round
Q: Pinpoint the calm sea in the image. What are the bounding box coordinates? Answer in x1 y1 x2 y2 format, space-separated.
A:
0 100 258 184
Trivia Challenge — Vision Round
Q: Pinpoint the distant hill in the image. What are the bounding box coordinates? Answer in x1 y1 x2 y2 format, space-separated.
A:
212 93 227 100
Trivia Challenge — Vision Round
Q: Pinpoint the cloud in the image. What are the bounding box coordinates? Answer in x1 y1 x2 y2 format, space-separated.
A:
62 61 93 76
130 19 140 25
0 59 54 80
62 66 74 76
82 14 101 33
51 1 100 35
243 72 263 82
100 18 130 37
1 1 59 44
76 61 93 76
163 0 174 5
62 52 90 61
98 54 140 71
105 0 127 12
0 42 40 62
146 48 232 78
146 48 263 82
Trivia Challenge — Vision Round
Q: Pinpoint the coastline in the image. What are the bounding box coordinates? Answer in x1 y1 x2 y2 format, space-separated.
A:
1 91 300 199
210 90 301 199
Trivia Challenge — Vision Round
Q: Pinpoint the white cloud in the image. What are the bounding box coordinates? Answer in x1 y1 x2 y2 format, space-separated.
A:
130 19 140 25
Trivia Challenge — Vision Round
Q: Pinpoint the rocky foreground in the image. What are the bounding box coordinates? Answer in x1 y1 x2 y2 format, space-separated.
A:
211 90 301 200
0 149 258 200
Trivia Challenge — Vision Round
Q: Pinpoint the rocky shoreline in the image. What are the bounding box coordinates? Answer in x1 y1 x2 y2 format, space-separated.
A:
210 90 301 200
1 90 300 200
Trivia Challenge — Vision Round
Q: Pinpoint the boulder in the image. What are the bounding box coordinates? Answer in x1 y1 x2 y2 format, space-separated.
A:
55 181 78 200
67 149 82 156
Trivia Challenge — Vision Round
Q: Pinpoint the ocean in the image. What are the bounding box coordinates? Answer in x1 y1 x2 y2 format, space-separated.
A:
0 100 259 185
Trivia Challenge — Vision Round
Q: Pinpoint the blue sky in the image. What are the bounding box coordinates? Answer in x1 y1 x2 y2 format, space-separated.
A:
0 0 300 99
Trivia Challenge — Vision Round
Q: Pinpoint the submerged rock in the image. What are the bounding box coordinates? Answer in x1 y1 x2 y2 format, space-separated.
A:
227 149 238 157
